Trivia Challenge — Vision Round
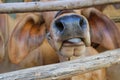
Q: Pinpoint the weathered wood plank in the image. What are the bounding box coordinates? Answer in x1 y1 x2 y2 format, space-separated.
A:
111 16 120 23
0 0 119 13
0 49 120 80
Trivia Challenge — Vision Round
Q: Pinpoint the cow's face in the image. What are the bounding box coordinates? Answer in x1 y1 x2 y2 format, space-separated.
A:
43 10 91 58
9 7 118 64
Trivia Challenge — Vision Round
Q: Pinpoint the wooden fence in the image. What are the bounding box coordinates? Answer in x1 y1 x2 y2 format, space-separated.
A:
0 0 119 13
0 49 120 80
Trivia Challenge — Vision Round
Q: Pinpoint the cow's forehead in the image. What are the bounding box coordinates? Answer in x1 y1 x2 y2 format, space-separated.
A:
55 9 83 17
46 10 84 20
42 9 86 31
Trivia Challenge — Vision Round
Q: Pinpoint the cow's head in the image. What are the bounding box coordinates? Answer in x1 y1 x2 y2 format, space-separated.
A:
9 7 119 64
43 10 91 58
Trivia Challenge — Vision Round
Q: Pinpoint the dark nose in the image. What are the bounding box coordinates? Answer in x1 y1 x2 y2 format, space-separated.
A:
53 14 87 40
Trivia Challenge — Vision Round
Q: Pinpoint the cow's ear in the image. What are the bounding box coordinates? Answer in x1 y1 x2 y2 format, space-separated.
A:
0 14 7 62
81 8 120 50
8 13 46 64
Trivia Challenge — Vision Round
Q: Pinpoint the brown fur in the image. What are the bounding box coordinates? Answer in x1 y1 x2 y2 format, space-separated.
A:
82 8 120 80
1 7 105 80
0 1 119 80
59 47 106 80
82 8 120 50
0 14 7 62
0 13 59 73
0 3 106 80
41 6 106 80
8 13 59 66
89 6 120 80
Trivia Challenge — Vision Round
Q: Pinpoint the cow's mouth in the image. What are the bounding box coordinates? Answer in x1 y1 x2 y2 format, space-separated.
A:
59 38 88 58
62 38 85 47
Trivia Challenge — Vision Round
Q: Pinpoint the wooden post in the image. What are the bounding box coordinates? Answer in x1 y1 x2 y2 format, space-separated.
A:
0 49 120 80
0 0 119 13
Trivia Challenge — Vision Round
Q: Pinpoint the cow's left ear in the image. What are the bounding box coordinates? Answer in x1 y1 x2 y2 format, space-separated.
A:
81 8 120 50
0 14 7 62
8 13 46 64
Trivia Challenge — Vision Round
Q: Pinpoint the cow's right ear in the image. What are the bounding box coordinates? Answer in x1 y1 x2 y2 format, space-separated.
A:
81 8 120 50
8 13 46 64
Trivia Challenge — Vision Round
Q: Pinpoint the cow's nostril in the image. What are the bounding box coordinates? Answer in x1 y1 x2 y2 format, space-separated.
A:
55 21 64 32
79 18 84 27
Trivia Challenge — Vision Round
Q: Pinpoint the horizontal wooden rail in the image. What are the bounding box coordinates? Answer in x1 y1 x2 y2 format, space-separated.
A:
111 16 120 23
0 48 120 80
0 0 119 13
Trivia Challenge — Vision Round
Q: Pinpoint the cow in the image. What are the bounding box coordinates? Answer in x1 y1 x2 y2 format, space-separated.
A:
0 0 120 80
8 7 109 80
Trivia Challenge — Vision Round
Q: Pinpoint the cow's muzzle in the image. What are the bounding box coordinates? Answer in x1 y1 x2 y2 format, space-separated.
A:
47 13 91 58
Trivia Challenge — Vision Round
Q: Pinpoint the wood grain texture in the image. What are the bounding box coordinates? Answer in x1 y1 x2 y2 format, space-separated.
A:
0 0 119 13
0 48 120 80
